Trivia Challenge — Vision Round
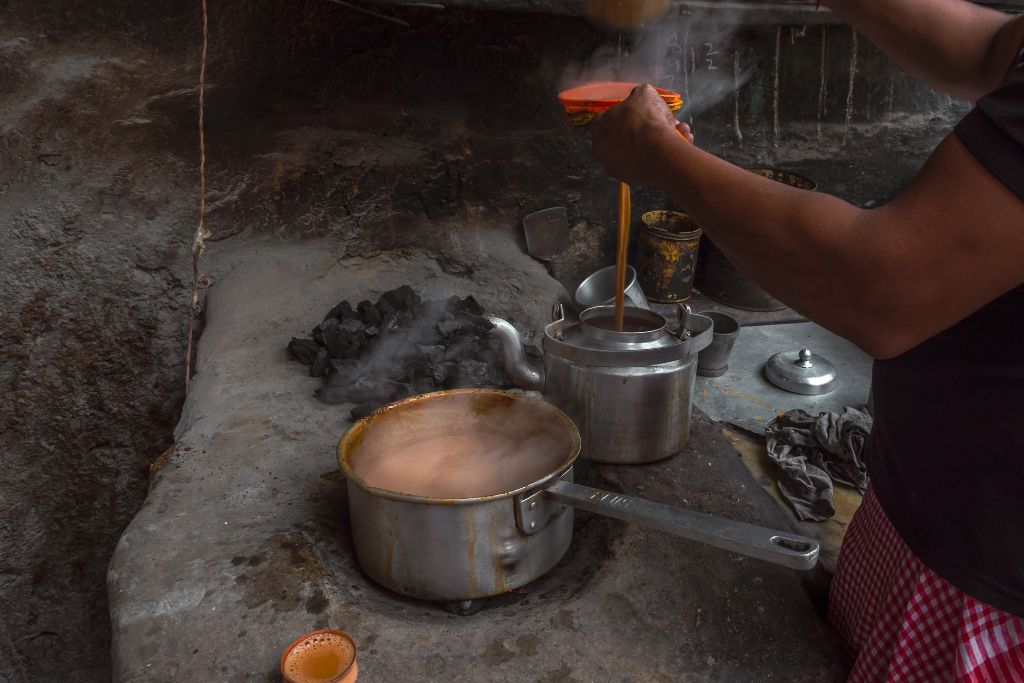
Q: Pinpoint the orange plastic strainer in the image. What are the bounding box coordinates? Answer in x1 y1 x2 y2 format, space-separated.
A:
557 81 682 125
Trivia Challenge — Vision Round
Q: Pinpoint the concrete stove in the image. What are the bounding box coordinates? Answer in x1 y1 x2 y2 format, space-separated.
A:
108 235 846 681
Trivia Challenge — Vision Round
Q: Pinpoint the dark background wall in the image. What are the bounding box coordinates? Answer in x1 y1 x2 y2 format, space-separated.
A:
0 0 999 678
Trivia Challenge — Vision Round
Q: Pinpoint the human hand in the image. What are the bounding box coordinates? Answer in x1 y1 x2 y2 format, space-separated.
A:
590 84 688 186
676 121 694 144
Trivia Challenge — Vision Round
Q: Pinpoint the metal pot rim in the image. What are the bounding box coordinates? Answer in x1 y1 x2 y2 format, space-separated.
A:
337 388 582 506
578 305 666 343
640 210 703 241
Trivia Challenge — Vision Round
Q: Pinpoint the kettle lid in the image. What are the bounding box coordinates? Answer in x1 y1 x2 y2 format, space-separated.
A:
765 348 838 395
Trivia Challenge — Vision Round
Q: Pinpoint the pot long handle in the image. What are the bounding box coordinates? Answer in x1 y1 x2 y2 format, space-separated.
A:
543 479 819 571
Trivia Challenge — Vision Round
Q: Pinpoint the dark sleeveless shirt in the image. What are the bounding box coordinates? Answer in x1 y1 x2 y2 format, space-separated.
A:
867 45 1024 616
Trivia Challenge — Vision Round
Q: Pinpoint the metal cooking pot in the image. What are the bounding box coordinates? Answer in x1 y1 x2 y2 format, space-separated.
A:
338 389 819 602
488 304 711 464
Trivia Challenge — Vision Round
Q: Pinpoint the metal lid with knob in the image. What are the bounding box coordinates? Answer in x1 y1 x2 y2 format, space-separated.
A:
765 348 838 395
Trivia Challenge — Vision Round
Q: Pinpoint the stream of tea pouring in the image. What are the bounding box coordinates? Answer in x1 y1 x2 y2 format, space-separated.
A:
557 81 685 330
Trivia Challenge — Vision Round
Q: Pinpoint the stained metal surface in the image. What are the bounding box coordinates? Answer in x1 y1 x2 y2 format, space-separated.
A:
338 389 580 600
346 480 575 600
544 353 698 464
696 311 741 377
693 321 871 434
544 306 708 463
491 308 713 464
488 318 545 391
514 470 571 536
522 207 569 261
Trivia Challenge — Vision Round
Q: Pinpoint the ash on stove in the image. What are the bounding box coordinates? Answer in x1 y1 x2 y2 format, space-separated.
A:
287 285 538 419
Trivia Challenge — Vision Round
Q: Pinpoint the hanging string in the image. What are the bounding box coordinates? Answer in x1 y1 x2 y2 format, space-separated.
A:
185 0 211 396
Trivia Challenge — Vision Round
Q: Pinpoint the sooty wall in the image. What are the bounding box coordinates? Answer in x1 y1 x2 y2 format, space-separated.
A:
0 0 973 678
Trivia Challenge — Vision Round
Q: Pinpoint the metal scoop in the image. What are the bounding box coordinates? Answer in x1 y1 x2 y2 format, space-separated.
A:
523 207 569 261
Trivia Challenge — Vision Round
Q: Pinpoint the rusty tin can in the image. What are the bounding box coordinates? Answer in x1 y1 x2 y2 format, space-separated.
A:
636 210 703 303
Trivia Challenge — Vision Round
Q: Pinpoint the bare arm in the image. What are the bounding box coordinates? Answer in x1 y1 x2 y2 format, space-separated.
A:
591 86 1024 359
823 0 1024 100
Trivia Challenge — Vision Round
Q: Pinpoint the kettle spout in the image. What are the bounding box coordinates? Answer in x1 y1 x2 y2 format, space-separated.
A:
487 317 544 391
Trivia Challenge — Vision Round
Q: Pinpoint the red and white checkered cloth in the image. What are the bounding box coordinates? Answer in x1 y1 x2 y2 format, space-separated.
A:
829 486 1024 682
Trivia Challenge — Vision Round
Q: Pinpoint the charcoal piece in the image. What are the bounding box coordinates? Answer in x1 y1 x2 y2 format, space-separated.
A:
474 347 501 367
379 312 400 333
422 299 449 319
397 307 419 325
327 358 360 378
437 320 461 336
317 371 405 406
347 376 409 404
417 345 446 363
301 284 516 408
524 343 543 364
357 300 382 326
457 295 484 316
323 329 365 360
310 347 332 377
287 338 320 365
450 359 506 388
462 314 494 335
340 318 366 334
444 337 482 362
317 375 354 405
411 368 437 394
351 403 380 420
380 285 421 313
411 360 452 387
312 317 340 346
327 301 357 321
413 330 443 349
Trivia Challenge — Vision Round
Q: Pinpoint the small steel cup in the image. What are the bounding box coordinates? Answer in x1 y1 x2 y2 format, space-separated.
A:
696 312 740 377
574 265 649 310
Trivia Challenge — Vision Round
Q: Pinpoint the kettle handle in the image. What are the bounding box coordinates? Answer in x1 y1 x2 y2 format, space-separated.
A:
674 303 693 338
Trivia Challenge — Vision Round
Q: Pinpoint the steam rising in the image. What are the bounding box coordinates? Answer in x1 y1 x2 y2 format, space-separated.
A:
349 392 572 499
562 7 753 120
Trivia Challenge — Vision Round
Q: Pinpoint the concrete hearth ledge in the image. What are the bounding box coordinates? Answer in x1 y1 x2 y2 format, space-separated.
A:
108 234 846 682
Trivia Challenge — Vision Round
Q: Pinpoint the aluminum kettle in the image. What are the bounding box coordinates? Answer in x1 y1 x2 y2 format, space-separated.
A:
488 304 712 464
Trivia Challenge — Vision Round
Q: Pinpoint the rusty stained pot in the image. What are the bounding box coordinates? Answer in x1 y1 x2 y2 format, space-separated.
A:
338 389 579 601
635 210 703 303
338 389 820 603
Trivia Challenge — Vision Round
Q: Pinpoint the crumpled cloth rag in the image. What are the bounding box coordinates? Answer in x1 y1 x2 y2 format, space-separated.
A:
765 407 872 521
